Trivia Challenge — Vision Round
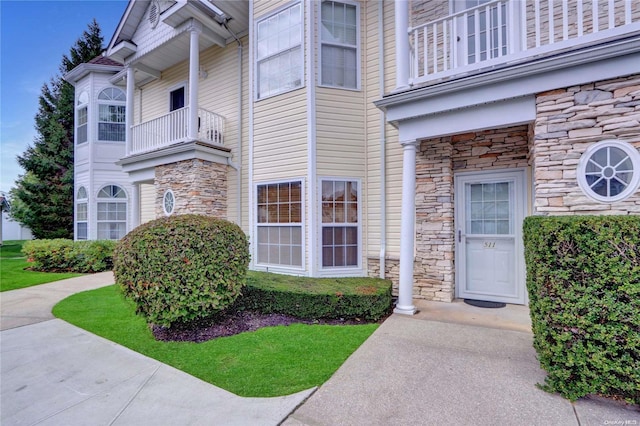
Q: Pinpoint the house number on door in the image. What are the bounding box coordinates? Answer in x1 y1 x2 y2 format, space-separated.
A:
483 241 496 249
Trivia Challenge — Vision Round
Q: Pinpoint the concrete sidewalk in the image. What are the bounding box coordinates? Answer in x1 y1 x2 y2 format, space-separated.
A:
284 309 640 426
2 275 638 425
0 274 313 425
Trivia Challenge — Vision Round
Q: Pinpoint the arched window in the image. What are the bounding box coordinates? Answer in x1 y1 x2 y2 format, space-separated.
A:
76 91 89 144
98 88 126 142
97 185 127 239
76 186 88 240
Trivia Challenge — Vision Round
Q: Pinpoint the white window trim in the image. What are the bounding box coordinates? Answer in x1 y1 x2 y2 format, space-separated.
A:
168 81 188 111
76 186 88 241
254 1 305 101
163 189 175 216
253 178 306 273
76 100 89 145
318 0 361 91
97 87 126 143
96 184 128 240
317 177 363 277
577 139 640 204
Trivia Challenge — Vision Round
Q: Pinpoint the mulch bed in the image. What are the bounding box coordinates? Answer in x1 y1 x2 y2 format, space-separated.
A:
151 310 374 343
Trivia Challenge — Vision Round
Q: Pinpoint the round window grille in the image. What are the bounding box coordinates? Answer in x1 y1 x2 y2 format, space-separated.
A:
577 139 640 203
163 190 175 215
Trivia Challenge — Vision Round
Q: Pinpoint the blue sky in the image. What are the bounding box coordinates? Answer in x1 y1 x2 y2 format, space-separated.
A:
1 0 128 194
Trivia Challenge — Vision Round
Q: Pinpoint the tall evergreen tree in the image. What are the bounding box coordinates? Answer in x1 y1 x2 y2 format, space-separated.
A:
10 20 103 239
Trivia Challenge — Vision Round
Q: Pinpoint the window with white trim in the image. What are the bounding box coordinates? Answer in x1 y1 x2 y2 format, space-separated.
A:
76 91 89 144
169 86 185 111
76 186 88 240
163 190 175 215
321 179 359 268
256 3 303 99
320 1 359 89
256 181 303 267
577 140 640 203
98 88 126 142
97 185 127 240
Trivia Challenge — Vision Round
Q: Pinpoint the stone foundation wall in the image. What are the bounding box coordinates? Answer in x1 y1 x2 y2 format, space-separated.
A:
155 159 228 218
367 257 400 296
414 125 531 302
533 74 640 215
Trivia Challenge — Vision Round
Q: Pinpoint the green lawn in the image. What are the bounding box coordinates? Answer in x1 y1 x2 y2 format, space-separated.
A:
54 285 378 397
0 240 83 292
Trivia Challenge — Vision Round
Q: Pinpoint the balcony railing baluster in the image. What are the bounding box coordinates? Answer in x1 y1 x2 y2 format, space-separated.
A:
128 107 224 156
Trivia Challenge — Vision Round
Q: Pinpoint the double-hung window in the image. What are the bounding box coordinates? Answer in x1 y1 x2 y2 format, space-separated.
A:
321 179 359 268
320 1 359 89
76 91 89 144
256 181 303 267
76 186 88 240
98 88 126 142
97 185 127 240
256 3 303 99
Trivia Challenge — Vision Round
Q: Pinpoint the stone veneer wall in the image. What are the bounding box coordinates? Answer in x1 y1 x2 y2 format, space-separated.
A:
367 257 400 295
533 75 640 215
412 125 531 302
155 159 228 218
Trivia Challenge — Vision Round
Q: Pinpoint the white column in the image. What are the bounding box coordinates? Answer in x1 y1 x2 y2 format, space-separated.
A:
395 0 410 91
394 140 419 315
131 183 140 229
125 66 135 156
188 20 202 141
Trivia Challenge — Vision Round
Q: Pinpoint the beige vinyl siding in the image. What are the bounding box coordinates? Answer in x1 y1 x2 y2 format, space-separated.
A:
139 183 155 224
364 0 402 259
253 89 308 181
136 61 189 125
315 88 365 177
199 38 246 226
254 0 295 19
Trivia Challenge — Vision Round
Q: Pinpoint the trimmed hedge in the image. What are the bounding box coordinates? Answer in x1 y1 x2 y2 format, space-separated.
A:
114 214 250 327
523 215 640 404
22 239 116 273
235 271 392 321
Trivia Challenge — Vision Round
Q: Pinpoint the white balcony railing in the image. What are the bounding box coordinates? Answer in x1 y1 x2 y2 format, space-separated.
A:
410 0 640 85
129 107 225 156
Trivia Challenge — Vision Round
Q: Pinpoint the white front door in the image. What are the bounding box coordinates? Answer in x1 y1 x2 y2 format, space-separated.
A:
455 169 527 304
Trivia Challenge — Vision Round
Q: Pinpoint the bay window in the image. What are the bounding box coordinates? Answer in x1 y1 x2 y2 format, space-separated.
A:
320 1 359 89
256 3 303 99
321 179 359 268
256 181 303 267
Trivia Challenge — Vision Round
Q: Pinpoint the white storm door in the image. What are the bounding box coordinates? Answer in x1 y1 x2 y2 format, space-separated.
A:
455 170 526 304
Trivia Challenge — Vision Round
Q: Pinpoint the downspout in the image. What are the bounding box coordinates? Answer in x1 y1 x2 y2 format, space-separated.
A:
306 1 317 276
221 21 243 226
378 0 387 279
248 0 255 268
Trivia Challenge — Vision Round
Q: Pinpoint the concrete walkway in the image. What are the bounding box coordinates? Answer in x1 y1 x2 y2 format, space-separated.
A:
284 300 640 426
0 273 313 425
2 274 639 425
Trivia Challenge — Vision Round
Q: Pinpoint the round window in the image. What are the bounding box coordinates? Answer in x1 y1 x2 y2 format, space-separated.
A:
577 140 640 203
163 190 175 215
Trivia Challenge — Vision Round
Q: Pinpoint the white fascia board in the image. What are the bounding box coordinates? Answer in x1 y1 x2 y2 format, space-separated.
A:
108 41 137 63
63 63 122 85
117 142 232 176
380 36 640 125
398 96 536 142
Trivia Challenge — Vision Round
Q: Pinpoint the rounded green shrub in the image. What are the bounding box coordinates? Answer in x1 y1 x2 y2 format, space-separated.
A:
113 214 250 327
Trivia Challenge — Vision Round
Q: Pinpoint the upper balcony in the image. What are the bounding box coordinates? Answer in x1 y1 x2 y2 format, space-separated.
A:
408 0 640 87
129 107 225 156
